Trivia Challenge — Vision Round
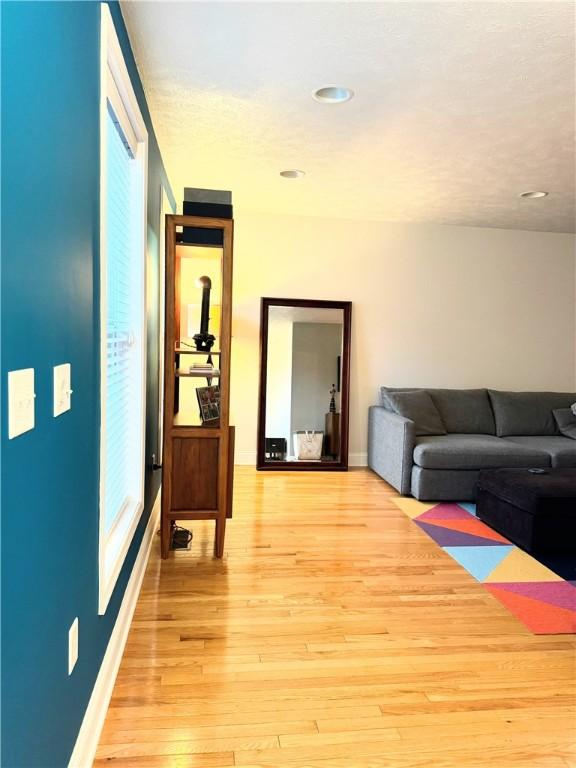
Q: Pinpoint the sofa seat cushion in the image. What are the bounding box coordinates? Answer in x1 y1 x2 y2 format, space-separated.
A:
503 436 576 469
413 434 551 471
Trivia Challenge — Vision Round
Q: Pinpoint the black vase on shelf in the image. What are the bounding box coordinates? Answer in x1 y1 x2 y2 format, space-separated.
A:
193 275 216 352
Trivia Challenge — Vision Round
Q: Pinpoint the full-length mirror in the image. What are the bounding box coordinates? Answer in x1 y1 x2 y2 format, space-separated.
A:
257 298 352 470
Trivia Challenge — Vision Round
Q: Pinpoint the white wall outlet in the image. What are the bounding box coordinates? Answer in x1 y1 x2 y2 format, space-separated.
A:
8 368 35 439
68 618 79 675
54 363 72 417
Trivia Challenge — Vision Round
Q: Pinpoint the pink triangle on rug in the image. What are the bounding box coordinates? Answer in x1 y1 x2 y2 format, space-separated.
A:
488 581 576 612
486 585 576 634
418 504 472 521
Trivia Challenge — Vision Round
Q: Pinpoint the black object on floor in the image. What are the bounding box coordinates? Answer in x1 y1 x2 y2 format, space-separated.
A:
171 526 193 550
265 437 287 461
538 553 576 581
477 468 576 555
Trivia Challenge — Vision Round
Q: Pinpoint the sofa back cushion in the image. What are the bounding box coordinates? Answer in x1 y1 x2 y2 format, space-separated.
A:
384 390 446 436
381 387 495 434
488 390 576 436
553 408 576 440
428 389 496 435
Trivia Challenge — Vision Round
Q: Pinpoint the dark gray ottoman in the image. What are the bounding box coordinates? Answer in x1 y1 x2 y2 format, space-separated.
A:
477 469 576 555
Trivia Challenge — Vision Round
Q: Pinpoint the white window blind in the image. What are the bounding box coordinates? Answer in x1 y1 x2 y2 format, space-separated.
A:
99 3 148 614
103 103 142 534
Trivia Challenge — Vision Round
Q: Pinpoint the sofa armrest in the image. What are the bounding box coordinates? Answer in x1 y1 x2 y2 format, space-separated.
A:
368 406 415 495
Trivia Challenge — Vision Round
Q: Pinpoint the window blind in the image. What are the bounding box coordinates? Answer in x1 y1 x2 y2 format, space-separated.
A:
103 104 141 534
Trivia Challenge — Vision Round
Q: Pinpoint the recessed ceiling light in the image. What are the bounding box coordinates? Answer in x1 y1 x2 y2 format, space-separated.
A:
519 191 548 199
313 86 354 104
280 169 305 179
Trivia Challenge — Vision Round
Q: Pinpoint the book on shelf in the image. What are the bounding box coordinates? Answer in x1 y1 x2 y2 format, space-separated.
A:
190 363 214 369
196 385 220 422
189 366 220 376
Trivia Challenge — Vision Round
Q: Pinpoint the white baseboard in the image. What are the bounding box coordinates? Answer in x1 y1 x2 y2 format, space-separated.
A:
235 451 367 467
68 488 161 768
235 450 257 465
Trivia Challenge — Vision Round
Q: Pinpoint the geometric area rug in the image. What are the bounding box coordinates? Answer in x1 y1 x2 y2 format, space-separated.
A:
392 498 576 635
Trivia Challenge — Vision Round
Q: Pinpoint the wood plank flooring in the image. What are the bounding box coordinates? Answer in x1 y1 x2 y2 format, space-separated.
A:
95 467 576 767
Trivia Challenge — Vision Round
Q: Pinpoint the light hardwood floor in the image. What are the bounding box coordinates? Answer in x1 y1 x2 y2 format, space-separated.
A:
96 467 576 768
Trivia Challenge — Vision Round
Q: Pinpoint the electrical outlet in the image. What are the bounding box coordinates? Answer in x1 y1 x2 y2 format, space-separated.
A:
68 618 79 675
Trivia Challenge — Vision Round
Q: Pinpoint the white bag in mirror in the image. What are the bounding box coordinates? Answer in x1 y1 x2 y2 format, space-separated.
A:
293 430 323 461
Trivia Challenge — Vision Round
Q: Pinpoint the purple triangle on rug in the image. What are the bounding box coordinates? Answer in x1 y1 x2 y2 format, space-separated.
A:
416 520 509 548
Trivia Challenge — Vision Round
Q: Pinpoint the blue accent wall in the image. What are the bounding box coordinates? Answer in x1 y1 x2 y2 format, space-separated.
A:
1 3 175 765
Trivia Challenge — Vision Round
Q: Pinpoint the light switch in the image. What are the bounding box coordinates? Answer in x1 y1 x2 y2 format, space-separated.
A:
8 368 35 439
54 363 72 417
68 617 79 675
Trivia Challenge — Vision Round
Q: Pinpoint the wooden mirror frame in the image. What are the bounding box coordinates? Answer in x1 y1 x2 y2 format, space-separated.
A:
256 297 352 471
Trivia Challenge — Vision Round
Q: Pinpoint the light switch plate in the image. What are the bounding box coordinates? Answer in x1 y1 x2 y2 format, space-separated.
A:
8 368 35 439
54 363 72 417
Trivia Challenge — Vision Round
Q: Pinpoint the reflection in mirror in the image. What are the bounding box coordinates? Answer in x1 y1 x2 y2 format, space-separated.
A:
258 300 351 469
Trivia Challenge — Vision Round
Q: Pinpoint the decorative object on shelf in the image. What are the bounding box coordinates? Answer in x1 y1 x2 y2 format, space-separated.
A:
325 383 340 458
193 275 216 353
265 437 287 460
180 187 233 247
329 384 336 413
187 363 220 378
183 187 233 219
293 430 323 461
196 385 220 422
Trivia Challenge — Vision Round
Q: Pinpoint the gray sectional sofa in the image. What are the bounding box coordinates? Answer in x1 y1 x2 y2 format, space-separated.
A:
368 388 576 501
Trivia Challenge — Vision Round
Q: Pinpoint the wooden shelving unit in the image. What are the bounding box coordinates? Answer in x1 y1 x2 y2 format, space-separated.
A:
160 214 234 558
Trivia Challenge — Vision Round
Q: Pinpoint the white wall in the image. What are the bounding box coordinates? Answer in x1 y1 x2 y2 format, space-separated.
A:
231 213 576 465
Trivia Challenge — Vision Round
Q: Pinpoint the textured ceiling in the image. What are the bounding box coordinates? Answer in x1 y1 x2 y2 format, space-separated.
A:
121 1 576 233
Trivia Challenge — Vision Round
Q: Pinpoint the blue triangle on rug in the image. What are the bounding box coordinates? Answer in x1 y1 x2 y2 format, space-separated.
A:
444 545 514 582
458 503 477 517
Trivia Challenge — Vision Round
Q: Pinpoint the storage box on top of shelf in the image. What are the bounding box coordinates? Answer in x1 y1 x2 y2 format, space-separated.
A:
180 188 233 247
